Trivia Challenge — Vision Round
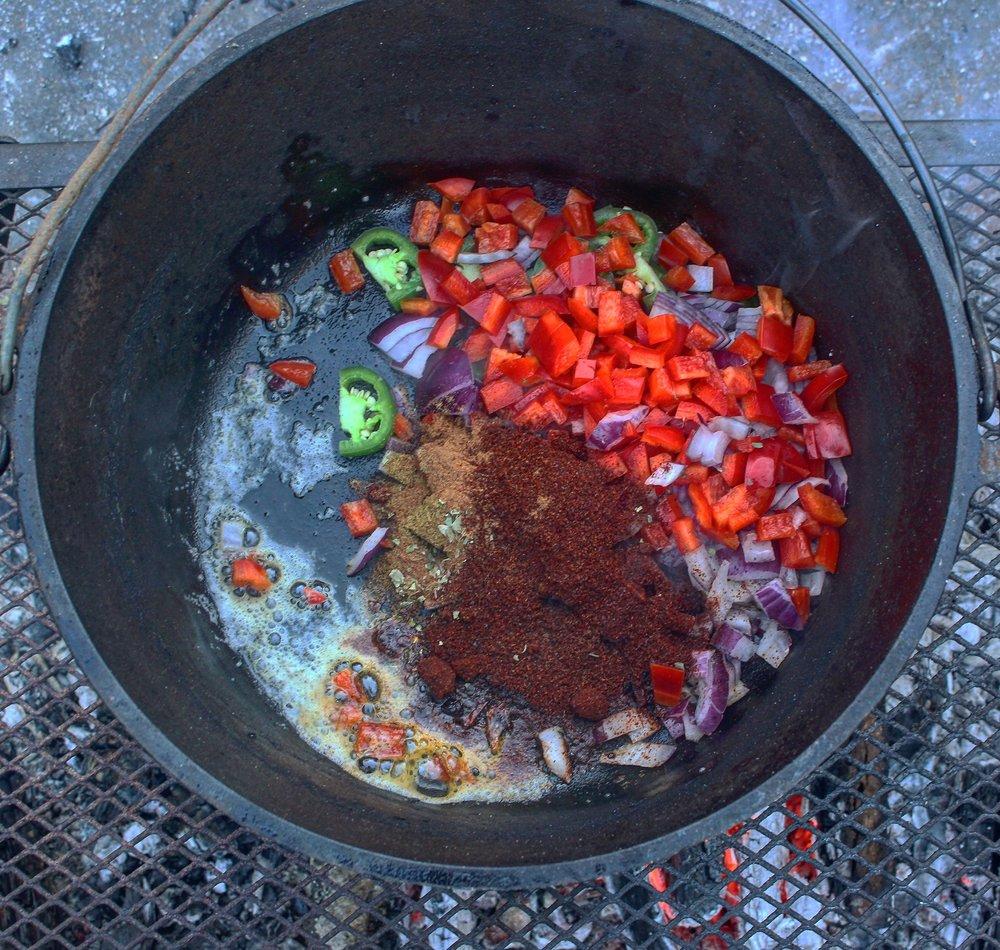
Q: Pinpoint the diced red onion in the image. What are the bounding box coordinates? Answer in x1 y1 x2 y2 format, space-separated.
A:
713 622 757 662
691 649 729 735
457 248 517 264
688 425 730 467
650 289 703 325
801 569 826 597
772 391 817 424
346 526 389 576
679 291 739 314
593 707 660 744
537 727 572 782
718 547 780 581
728 679 749 705
599 742 675 768
711 349 748 369
778 565 799 589
393 342 436 378
369 315 437 362
708 416 751 440
507 318 527 351
826 459 848 506
686 264 714 292
646 462 685 487
725 607 755 635
742 531 776 564
586 406 649 451
659 698 689 740
683 546 715 591
756 620 792 667
754 579 803 630
790 506 808 529
772 477 830 510
707 561 738 625
415 348 479 415
735 306 762 334
763 359 790 393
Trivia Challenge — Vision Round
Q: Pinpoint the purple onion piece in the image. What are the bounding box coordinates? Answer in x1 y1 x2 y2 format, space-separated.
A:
650 289 704 325
708 415 751 440
687 264 714 292
718 546 780 581
684 546 715 591
415 348 479 415
713 623 757 662
763 358 790 393
646 462 685 487
772 391 818 425
756 620 792 667
346 526 389 576
393 342 436 378
742 531 776 564
711 349 748 369
754 579 803 630
599 742 675 767
826 458 848 506
772 477 830 511
368 315 437 360
691 649 730 735
585 406 649 451
659 698 689 740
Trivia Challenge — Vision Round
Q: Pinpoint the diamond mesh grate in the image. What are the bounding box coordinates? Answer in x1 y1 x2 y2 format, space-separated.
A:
1 164 997 948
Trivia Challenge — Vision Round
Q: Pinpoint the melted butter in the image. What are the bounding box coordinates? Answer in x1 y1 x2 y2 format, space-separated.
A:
194 363 551 803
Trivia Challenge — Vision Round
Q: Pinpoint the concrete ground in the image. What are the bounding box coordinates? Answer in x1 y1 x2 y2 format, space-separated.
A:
0 0 997 143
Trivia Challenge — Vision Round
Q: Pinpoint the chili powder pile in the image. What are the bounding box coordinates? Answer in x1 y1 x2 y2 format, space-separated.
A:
417 418 705 719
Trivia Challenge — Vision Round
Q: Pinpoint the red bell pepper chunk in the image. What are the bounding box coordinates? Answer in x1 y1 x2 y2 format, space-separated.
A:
721 364 756 397
530 266 564 294
479 258 532 299
815 527 840 573
462 329 494 362
541 232 587 270
642 424 687 452
354 722 407 759
430 228 464 263
529 310 580 377
642 312 671 346
489 185 535 207
440 212 470 236
788 359 833 383
797 483 847 527
620 443 651 482
756 511 796 541
656 235 689 268
462 291 512 336
744 441 781 488
671 518 702 554
561 375 615 405
499 354 543 386
757 315 793 362
801 363 848 413
685 322 720 350
475 222 519 253
529 213 565 248
674 401 710 424
668 354 710 381
603 235 636 270
646 368 679 408
399 296 439 316
428 309 459 348
573 358 597 385
513 294 570 316
741 383 782 426
758 285 785 319
650 662 685 706
513 398 552 428
777 441 812 483
730 332 763 363
328 251 365 294
693 381 730 417
688 482 715 532
486 202 515 224
556 252 597 288
564 186 595 207
597 291 630 336
510 197 546 234
789 587 811 624
665 265 695 291
628 345 666 369
430 177 475 202
721 451 747 487
240 285 284 321
705 253 733 287
711 283 756 301
804 409 852 459
439 266 478 305
460 187 490 225
269 358 317 388
480 376 524 413
231 557 271 592
608 367 646 406
592 450 629 480
567 296 599 333
577 328 596 359
779 530 816 569
789 314 816 365
713 484 774 531
417 250 455 303
340 499 379 538
562 201 597 237
484 346 518 382
409 199 440 245
599 212 645 244
539 391 570 427
668 222 715 265
642 522 671 551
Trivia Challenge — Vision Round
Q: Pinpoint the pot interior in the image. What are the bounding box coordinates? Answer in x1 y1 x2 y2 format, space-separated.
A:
29 0 960 878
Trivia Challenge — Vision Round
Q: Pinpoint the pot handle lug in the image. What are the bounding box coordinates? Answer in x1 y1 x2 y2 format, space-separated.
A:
777 0 997 424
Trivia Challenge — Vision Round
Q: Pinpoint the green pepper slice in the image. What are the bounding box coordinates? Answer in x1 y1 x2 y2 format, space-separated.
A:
592 206 660 261
338 366 396 457
632 252 666 299
350 228 423 309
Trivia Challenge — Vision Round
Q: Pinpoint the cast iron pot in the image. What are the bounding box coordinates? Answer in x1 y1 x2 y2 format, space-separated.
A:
7 0 985 886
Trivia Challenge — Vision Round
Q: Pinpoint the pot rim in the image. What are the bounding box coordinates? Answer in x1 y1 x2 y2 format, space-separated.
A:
10 0 978 887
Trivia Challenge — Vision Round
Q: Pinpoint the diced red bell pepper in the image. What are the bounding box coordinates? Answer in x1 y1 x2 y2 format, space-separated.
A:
506 196 544 234
730 332 763 363
561 375 615 405
563 201 597 237
657 493 684 525
354 722 407 759
593 450 629 480
706 253 733 287
608 367 646 406
513 294 570 316
788 360 833 383
604 235 637 271
240 285 284 320
599 212 645 244
779 530 815 569
680 463 711 483
797 483 847 527
529 310 580 377
460 187 490 225
573 358 597 385
485 201 514 223
462 291 512 335
686 322 721 350
541 232 587 270
538 390 568 425
757 284 786 319
556 252 597 288
713 484 774 531
711 283 756 301
332 668 365 702
485 346 517 381
393 414 414 441
650 662 685 706
480 376 524 413
642 522 671 551
529 213 565 248
340 499 379 537
475 222 519 253
789 314 815 365
328 251 365 294
777 441 812 483
462 329 494 362
577 328 596 359
804 410 852 459
721 451 747 487
480 259 532 298
802 363 848 413
439 266 478 305
668 354 710 381
668 222 715 265
564 186 595 207
417 250 454 303
513 398 552 428
741 383 782 426
231 557 271 592
499 354 543 386
620 442 651 482
688 482 715 532
430 177 475 202
757 315 793 362
642 424 687 452
440 213 471 236
657 235 689 268
399 296 439 316
430 228 464 263
671 518 702 554
410 199 440 245
756 511 796 541
628 345 666 369
646 368 679 407
721 364 756 397
644 312 674 346
428 308 459 348
568 296 599 333
489 185 535 207
269 358 316 388
665 265 695 291
744 441 781 488
815 527 840 572
674 401 710 424
597 291 630 336
789 587 810 624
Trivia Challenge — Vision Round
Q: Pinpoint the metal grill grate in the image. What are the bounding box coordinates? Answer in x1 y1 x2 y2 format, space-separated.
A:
1 160 998 948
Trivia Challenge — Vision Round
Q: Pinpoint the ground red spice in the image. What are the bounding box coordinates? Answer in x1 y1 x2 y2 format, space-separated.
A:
419 419 706 718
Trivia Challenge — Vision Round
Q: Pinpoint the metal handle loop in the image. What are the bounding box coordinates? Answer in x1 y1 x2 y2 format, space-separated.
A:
774 0 997 424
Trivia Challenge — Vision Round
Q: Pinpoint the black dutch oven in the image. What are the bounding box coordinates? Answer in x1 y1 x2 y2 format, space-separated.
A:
3 0 992 886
